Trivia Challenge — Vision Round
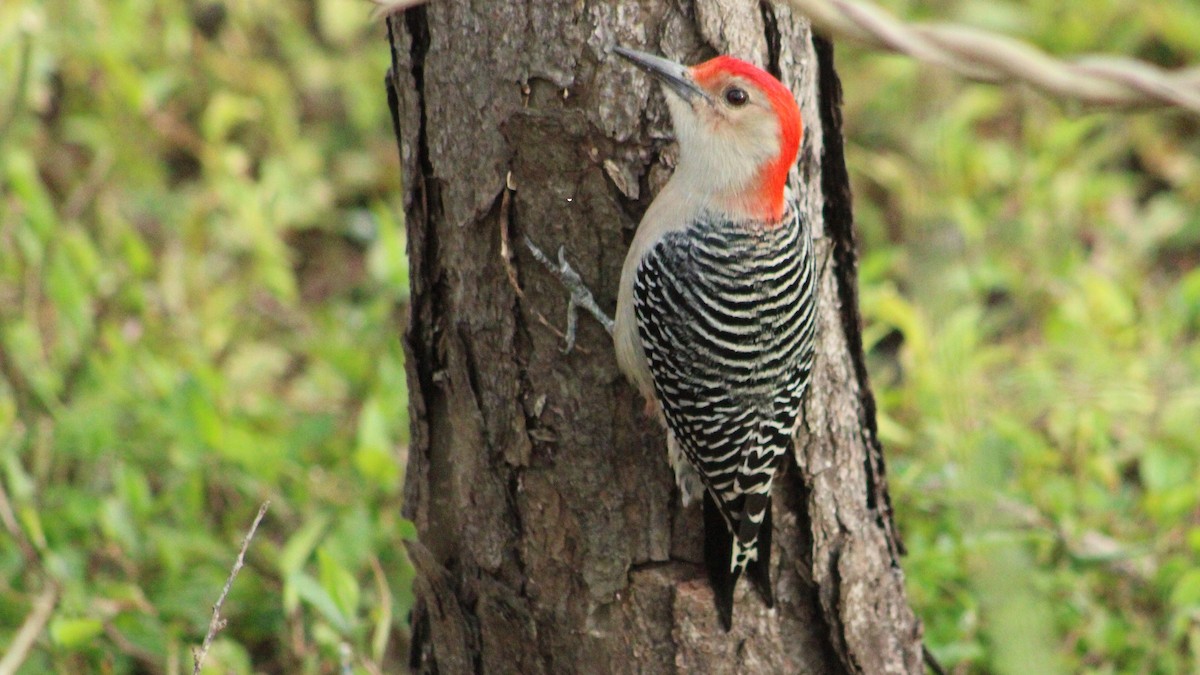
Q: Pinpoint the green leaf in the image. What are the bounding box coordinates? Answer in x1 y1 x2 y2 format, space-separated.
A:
1170 569 1200 610
202 92 263 143
279 514 330 579
318 546 360 627
1141 447 1191 492
50 617 104 648
291 573 350 634
354 396 399 489
397 518 418 541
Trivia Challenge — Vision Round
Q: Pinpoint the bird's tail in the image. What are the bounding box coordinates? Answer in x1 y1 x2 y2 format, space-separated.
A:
743 494 774 610
703 492 774 631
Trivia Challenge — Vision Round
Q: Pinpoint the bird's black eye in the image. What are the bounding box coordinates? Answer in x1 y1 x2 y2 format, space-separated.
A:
724 87 748 107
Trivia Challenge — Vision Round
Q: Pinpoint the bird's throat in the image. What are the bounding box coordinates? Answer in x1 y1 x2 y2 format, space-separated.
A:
715 164 789 224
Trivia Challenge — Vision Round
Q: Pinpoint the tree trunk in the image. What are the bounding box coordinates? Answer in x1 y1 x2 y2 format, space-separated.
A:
386 2 924 672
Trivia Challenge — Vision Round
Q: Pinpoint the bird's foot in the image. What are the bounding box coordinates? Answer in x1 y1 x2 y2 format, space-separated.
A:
523 236 614 353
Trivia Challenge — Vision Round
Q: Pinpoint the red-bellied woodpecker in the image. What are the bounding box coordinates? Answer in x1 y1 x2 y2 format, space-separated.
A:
527 47 815 631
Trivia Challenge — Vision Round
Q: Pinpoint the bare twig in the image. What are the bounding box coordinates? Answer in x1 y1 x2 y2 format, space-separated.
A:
783 0 1200 115
0 584 59 675
191 502 270 675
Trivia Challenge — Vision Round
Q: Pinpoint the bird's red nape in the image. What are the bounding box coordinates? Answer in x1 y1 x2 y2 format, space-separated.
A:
691 56 803 221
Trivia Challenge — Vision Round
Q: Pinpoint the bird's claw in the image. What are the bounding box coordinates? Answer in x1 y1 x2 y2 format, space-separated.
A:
523 237 615 353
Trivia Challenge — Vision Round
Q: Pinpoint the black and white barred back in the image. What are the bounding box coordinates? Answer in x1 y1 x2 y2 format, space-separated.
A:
632 204 817 627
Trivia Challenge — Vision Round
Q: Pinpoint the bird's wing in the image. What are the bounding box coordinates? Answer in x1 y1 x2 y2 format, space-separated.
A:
632 209 815 523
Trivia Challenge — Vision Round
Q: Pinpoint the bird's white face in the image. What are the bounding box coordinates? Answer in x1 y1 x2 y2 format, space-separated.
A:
613 48 803 221
663 74 784 201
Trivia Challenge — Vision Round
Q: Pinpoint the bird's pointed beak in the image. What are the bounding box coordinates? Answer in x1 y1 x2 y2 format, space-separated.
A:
613 46 710 104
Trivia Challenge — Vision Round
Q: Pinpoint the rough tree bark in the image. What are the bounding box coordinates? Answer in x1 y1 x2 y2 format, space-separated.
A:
386 2 924 672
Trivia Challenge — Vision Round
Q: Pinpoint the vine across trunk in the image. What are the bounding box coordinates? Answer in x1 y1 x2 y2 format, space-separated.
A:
386 1 924 672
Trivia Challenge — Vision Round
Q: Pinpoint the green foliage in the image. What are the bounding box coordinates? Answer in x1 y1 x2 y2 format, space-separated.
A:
3 0 1200 671
0 0 410 672
846 1 1200 671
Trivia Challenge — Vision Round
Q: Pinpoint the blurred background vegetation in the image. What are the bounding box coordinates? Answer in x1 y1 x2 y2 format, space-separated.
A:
1 0 410 672
846 1 1200 672
0 0 1197 672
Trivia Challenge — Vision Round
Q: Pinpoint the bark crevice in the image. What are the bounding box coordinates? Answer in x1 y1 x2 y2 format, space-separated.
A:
812 33 905 564
760 1 783 79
